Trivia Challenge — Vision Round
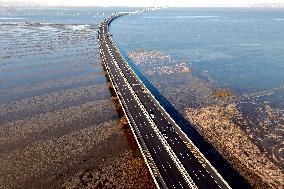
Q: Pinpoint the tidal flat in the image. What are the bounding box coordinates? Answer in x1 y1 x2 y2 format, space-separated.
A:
0 21 154 188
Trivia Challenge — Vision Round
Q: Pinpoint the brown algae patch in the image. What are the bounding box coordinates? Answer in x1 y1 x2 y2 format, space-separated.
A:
0 73 102 97
0 84 109 123
0 120 124 188
235 100 284 168
61 150 155 189
213 89 234 99
0 99 115 148
186 104 283 189
128 49 190 75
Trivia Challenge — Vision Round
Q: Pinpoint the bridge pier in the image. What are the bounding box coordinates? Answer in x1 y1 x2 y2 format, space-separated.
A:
107 81 116 96
101 48 146 167
105 62 144 159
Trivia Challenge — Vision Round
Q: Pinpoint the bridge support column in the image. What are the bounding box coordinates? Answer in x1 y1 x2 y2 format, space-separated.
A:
107 81 116 96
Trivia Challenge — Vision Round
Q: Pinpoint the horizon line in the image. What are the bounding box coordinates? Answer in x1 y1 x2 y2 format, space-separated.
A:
1 5 284 8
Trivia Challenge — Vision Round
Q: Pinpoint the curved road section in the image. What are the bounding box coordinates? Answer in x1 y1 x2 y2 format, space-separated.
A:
98 13 232 189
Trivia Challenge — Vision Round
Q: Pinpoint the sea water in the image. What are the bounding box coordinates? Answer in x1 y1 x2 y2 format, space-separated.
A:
111 8 284 171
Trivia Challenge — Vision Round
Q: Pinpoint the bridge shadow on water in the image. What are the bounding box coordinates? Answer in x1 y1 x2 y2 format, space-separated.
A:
119 49 252 189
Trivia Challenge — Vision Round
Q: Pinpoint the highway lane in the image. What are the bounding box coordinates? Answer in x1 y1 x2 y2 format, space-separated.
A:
99 14 231 189
99 26 193 188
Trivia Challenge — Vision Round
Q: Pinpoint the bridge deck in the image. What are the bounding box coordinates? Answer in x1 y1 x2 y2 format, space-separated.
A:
98 13 231 189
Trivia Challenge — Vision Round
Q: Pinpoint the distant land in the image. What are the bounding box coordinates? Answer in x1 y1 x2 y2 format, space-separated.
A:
0 0 284 8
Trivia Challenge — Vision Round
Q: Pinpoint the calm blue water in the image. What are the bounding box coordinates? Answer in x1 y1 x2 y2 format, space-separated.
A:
0 7 138 101
111 8 284 108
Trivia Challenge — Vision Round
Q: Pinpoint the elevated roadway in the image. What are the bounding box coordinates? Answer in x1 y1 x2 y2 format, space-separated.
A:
98 13 232 189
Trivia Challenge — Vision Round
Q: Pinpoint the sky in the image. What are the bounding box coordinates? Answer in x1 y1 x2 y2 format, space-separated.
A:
1 0 284 7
